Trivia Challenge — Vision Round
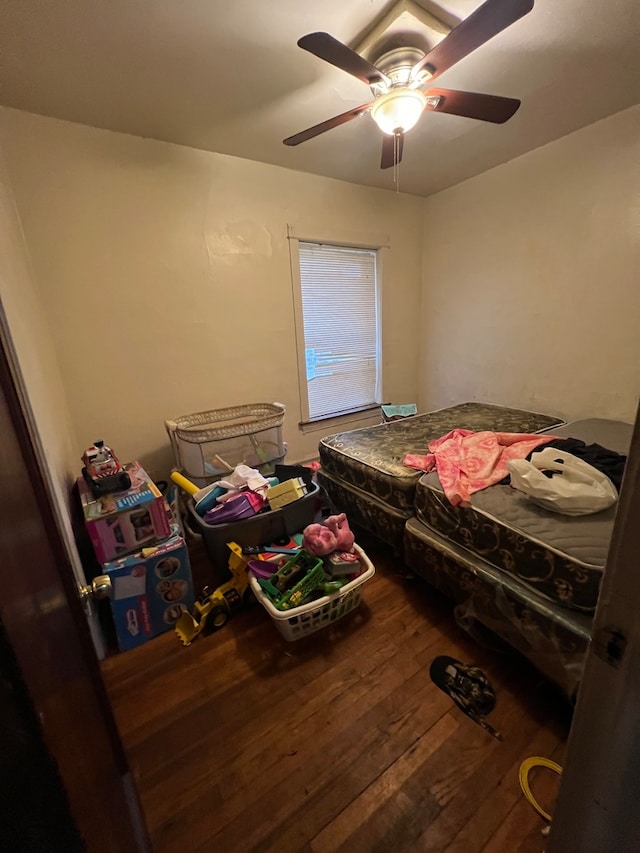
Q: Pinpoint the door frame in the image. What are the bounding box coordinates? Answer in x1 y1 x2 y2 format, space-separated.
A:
0 326 149 851
548 401 640 850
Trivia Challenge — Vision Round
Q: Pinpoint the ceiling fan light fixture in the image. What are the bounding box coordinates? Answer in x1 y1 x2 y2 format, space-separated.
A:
370 88 427 135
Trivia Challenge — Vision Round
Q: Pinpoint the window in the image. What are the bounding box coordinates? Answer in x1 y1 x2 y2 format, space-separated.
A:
290 236 382 423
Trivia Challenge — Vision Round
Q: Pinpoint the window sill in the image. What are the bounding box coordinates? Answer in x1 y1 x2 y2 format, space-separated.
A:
298 406 381 435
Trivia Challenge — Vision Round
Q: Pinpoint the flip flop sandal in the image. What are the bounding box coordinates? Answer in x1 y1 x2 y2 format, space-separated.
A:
430 655 503 741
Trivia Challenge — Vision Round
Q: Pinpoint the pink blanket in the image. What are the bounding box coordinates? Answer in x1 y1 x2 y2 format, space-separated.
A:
403 429 556 507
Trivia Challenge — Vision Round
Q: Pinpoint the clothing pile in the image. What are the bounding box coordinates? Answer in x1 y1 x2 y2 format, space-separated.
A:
404 429 627 515
403 429 557 506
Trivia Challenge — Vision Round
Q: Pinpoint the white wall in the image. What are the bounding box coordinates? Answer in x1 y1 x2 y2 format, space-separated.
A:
0 148 89 589
420 105 640 424
0 108 424 481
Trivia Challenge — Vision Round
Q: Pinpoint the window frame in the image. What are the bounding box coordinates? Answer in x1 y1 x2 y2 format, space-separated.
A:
287 224 388 427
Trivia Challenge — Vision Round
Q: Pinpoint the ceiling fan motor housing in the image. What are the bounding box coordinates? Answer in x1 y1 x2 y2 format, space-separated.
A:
369 46 430 96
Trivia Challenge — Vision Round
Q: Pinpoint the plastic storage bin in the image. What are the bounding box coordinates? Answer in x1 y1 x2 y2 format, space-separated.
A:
186 482 322 578
250 544 375 641
165 403 286 482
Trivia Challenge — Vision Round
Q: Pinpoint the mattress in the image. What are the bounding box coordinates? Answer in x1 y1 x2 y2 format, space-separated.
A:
319 402 563 515
414 418 632 612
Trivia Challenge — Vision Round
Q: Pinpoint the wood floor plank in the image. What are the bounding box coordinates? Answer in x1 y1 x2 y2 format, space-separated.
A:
515 737 565 851
101 532 572 853
139 634 426 843
334 712 491 852
190 653 450 852
140 609 431 828
444 719 563 852
311 712 460 852
416 684 561 850
252 644 474 853
480 734 565 853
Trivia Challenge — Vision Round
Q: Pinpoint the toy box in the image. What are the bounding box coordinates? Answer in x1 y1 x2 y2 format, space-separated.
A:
103 531 194 652
187 481 322 581
78 461 172 563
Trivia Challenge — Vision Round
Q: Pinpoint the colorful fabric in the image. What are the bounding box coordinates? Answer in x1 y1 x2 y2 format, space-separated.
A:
403 429 555 506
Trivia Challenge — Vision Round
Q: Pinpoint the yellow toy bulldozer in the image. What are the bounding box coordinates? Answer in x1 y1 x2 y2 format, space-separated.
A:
175 541 272 645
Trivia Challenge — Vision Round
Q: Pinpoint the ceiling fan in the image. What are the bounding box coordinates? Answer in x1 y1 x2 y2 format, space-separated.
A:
283 0 534 169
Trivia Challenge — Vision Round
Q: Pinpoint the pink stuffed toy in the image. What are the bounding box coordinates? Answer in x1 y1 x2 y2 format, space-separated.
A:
323 513 355 552
302 513 354 556
302 523 336 556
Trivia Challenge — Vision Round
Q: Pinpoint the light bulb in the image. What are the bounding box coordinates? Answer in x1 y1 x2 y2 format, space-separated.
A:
370 89 427 135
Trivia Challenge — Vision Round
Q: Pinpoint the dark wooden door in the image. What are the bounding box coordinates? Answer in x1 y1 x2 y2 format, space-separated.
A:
0 332 147 851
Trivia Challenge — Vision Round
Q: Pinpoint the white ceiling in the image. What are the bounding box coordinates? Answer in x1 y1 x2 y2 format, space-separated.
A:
1 0 638 197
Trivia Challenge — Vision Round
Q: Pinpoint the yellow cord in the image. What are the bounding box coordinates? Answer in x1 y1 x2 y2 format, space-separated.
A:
519 756 563 822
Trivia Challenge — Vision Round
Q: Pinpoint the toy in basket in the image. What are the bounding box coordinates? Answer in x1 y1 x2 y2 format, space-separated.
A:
256 550 345 610
250 544 375 641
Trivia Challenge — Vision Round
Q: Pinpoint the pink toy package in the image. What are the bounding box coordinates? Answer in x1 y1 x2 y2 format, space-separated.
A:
78 461 171 563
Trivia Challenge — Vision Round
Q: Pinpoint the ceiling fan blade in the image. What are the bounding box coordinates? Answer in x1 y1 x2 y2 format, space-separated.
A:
298 32 390 87
425 88 520 123
283 103 372 146
411 0 534 82
380 133 404 169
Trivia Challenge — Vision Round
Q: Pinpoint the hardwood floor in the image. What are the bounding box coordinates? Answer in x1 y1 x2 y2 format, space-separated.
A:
101 532 570 853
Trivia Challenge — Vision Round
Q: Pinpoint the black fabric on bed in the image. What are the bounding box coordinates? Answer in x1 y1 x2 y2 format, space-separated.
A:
500 438 627 491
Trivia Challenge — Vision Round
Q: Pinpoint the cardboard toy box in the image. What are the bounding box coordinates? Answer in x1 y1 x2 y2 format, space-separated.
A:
78 461 171 563
103 531 194 652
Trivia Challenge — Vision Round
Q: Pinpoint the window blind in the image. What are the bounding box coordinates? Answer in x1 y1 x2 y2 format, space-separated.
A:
298 241 379 420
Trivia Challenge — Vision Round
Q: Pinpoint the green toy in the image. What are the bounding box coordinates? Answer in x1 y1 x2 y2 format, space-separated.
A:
257 549 346 611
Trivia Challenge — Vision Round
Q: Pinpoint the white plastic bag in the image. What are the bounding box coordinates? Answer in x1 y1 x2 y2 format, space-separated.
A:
506 447 617 516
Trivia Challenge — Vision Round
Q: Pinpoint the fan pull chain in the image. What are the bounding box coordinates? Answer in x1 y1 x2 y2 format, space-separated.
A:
393 133 400 193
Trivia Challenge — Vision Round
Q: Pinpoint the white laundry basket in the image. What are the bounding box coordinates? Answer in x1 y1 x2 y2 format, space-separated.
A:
250 545 375 641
